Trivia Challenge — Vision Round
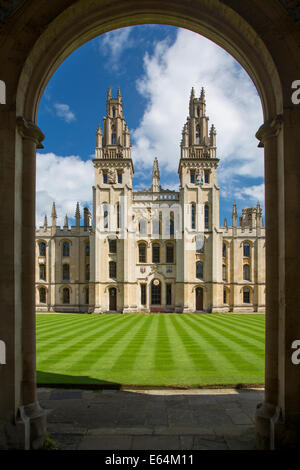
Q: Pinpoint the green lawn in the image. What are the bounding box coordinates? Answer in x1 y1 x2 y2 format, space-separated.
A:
36 313 265 387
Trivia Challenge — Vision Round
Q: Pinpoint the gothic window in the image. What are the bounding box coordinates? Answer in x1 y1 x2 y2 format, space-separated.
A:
204 171 210 184
190 171 195 184
117 172 122 184
62 264 70 281
62 241 70 257
204 205 209 229
196 261 204 280
166 284 172 305
139 219 147 235
243 242 250 257
85 287 89 305
152 218 160 235
223 288 228 304
117 203 121 229
223 242 227 258
152 244 160 263
139 243 147 263
85 264 90 282
103 204 109 229
39 264 46 281
109 261 117 278
197 107 200 118
243 287 250 304
86 242 90 257
169 212 174 235
39 242 46 257
151 280 161 305
196 236 204 253
141 284 147 306
191 203 196 229
222 264 227 281
243 264 250 281
112 107 116 118
111 126 116 145
196 126 200 145
39 287 46 304
108 238 117 254
103 172 108 184
166 244 174 263
63 287 70 304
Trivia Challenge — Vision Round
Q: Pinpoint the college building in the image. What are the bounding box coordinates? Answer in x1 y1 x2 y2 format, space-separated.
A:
35 87 265 313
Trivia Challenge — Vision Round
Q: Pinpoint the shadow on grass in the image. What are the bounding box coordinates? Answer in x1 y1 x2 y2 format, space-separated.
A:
37 370 122 389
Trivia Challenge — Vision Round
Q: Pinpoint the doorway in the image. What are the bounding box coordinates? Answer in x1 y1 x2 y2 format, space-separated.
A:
196 287 203 311
109 287 117 311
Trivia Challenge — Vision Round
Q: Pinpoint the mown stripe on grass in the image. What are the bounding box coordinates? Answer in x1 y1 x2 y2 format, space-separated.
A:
153 315 176 370
187 315 265 355
181 315 262 373
65 315 146 374
37 315 136 365
204 315 265 344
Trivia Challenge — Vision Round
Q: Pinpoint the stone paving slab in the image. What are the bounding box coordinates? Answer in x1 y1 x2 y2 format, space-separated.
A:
38 387 263 450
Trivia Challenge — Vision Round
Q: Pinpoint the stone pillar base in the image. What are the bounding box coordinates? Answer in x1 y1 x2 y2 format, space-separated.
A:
255 401 300 449
0 402 47 450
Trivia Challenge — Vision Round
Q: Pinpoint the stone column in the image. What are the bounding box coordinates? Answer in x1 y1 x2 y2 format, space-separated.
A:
254 115 282 448
16 117 47 449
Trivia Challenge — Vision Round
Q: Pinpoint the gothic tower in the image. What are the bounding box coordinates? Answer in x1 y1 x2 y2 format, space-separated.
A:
93 87 135 312
177 87 221 312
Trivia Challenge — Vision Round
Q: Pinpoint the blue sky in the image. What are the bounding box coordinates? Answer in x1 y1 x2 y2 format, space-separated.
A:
37 25 264 227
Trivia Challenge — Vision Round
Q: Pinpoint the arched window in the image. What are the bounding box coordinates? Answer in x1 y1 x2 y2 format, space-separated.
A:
39 264 46 281
151 280 161 305
243 287 250 304
152 244 160 263
111 125 116 144
204 171 210 184
85 264 90 281
39 287 46 304
117 203 121 229
190 170 195 184
196 125 200 144
243 264 250 281
152 218 160 235
166 244 174 263
139 219 147 235
169 212 174 235
139 243 147 263
39 242 46 257
223 242 227 258
62 241 70 257
191 203 196 229
204 205 209 229
196 261 203 280
140 284 147 306
108 238 117 253
109 261 117 278
86 242 90 257
62 264 70 281
222 264 227 281
243 242 250 257
85 287 89 305
63 287 70 304
196 235 204 253
112 107 116 118
223 288 227 304
103 204 109 229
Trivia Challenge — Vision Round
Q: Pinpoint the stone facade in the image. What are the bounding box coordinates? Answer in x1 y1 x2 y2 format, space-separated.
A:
35 88 265 313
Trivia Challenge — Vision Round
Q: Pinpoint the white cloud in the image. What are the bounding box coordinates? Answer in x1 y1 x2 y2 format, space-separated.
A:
99 27 133 70
131 29 264 202
36 153 93 227
54 103 76 123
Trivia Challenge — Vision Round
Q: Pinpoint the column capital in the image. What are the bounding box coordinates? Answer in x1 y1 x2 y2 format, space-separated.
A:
256 114 283 148
16 117 44 149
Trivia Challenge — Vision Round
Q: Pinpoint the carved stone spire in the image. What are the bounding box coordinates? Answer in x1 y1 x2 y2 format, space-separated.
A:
75 202 80 227
43 214 48 229
151 157 161 192
64 214 69 229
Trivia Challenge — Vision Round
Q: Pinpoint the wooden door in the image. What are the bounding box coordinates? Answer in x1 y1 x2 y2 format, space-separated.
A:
196 287 203 311
109 287 117 311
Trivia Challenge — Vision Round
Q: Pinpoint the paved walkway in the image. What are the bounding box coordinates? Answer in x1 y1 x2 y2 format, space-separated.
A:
38 387 264 450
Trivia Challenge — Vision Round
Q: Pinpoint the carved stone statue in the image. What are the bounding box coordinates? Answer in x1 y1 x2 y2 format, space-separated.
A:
196 168 204 185
107 168 116 184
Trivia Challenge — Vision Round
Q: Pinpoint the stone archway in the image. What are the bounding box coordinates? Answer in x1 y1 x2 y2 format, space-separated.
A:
1 0 300 450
